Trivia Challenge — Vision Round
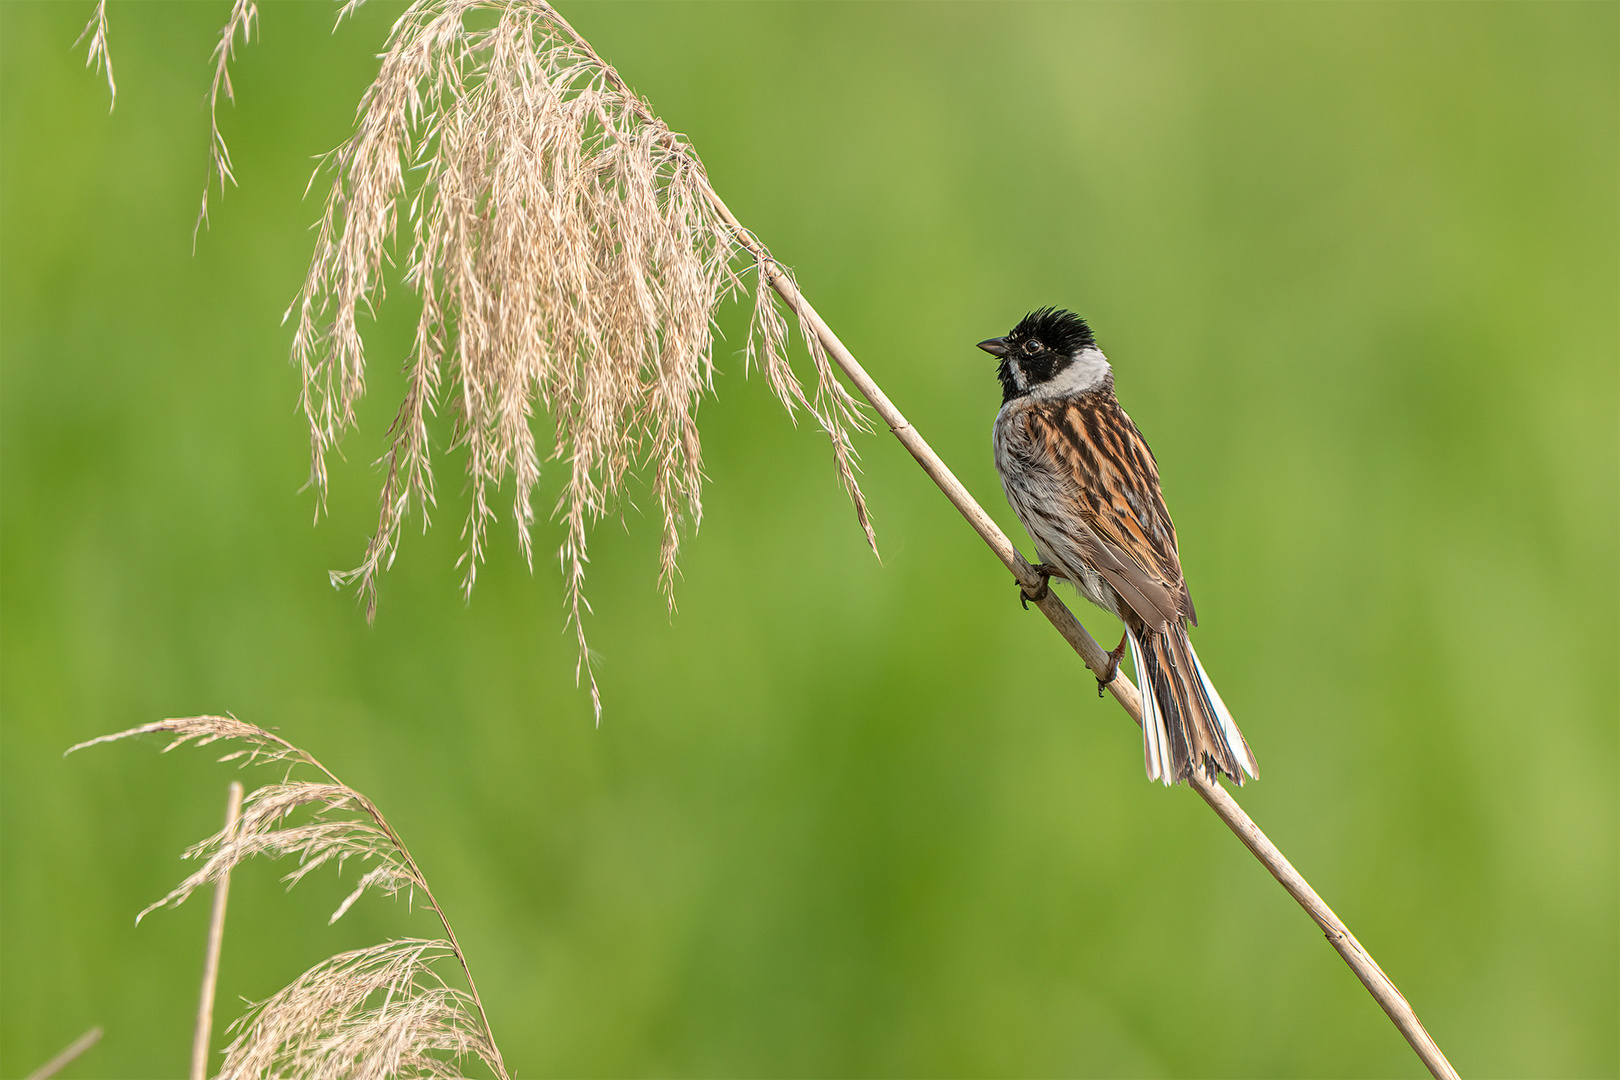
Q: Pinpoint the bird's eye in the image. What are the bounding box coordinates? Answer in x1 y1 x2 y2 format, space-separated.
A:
1022 339 1042 355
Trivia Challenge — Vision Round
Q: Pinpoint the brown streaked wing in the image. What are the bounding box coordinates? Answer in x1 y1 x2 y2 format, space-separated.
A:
1030 395 1194 630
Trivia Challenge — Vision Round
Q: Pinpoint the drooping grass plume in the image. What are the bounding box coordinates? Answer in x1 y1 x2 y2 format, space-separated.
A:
73 0 115 110
287 0 874 718
219 940 498 1080
196 0 261 238
70 717 509 1080
68 0 875 716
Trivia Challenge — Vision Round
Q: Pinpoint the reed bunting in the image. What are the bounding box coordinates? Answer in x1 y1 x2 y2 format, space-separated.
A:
981 308 1257 785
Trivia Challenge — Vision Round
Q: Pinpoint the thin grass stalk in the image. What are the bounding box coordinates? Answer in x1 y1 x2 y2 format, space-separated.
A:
192 782 244 1080
23 1027 103 1080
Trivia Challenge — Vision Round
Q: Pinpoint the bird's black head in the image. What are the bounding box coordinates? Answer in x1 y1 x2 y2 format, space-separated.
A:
977 308 1098 403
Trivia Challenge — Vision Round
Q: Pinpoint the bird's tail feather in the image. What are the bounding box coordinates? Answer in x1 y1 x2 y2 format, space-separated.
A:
1127 625 1257 785
1126 631 1172 785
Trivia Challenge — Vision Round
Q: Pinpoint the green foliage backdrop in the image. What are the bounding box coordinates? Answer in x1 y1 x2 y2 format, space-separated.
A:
2 3 1615 1077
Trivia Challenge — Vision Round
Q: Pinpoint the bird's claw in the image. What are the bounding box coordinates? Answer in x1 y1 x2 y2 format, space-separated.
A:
1019 564 1054 610
1097 631 1129 697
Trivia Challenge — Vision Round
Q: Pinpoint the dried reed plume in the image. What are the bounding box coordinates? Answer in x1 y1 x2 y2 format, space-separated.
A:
287 0 874 717
70 717 509 1080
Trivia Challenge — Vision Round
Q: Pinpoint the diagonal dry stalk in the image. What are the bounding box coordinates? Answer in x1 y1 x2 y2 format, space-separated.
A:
70 718 509 1080
735 259 1461 1080
22 1027 103 1080
527 10 1460 1078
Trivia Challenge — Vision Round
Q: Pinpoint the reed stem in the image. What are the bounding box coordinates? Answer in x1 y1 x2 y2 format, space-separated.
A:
192 781 243 1080
681 164 1461 1080
23 1027 103 1080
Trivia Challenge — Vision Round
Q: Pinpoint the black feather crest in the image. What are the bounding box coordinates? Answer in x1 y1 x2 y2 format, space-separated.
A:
1011 307 1096 354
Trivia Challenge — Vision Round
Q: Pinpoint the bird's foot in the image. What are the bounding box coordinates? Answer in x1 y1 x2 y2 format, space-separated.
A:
1019 563 1057 610
1097 631 1129 697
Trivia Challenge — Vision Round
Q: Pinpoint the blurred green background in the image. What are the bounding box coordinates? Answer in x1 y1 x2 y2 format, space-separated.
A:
3 2 1615 1077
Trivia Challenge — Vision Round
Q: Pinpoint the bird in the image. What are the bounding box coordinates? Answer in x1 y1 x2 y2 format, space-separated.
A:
980 307 1257 786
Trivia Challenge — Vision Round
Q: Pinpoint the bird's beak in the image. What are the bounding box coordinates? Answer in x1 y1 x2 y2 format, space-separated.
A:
977 337 1011 358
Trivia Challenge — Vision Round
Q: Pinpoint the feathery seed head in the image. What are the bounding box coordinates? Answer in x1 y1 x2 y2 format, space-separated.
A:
292 0 872 719
72 716 509 1080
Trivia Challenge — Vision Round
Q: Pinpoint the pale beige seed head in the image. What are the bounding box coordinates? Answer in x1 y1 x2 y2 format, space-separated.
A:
216 940 499 1080
289 0 875 719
